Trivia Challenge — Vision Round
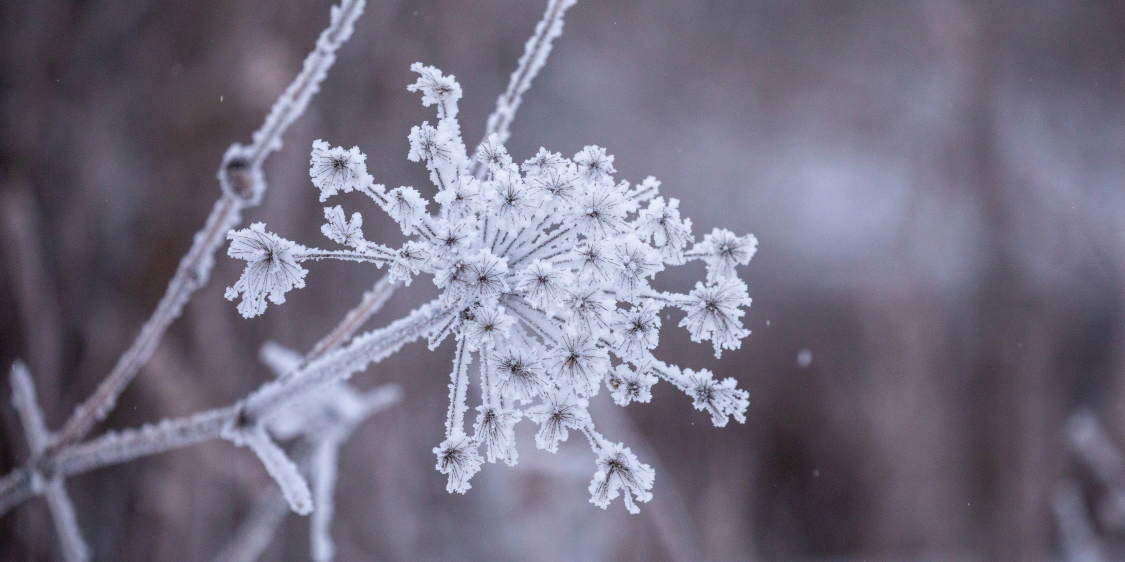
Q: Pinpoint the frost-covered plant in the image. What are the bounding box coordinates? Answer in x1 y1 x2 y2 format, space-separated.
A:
225 63 758 511
1 0 758 560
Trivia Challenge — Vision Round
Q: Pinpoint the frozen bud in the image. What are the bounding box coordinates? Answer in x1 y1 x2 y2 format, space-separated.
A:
636 196 693 264
434 175 481 219
475 133 512 171
407 122 450 164
489 165 537 225
514 260 571 310
611 236 663 298
550 332 609 397
528 163 580 205
461 305 513 351
408 63 463 119
561 288 613 335
611 301 661 361
495 346 549 403
521 147 566 177
383 186 428 235
321 206 366 249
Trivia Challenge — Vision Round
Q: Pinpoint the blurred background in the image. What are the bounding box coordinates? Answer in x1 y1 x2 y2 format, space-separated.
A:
3 0 1125 560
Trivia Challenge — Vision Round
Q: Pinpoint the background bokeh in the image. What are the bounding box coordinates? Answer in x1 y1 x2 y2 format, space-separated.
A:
3 0 1125 560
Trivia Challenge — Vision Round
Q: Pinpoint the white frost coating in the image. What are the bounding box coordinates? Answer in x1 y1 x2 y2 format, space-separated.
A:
480 0 578 151
224 425 313 515
224 23 757 515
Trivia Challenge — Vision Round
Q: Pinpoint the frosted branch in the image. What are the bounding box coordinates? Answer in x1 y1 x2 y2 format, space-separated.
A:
48 0 367 454
472 0 577 176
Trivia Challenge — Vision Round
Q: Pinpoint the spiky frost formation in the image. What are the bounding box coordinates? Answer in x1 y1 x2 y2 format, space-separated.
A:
225 65 758 512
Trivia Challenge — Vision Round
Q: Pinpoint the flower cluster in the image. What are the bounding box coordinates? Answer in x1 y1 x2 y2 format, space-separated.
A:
225 63 757 513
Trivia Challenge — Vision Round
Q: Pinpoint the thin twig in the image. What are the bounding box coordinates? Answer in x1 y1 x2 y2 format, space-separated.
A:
470 0 577 177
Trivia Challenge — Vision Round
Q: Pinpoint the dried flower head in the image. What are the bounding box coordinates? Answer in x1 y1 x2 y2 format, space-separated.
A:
226 64 757 512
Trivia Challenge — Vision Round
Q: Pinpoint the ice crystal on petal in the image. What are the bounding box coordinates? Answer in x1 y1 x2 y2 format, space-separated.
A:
225 223 309 318
309 140 371 202
589 443 654 514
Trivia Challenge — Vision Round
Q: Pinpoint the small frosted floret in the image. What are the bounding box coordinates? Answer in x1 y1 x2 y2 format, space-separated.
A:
679 277 752 358
683 368 749 427
473 405 519 465
225 223 308 318
589 443 654 514
321 206 365 249
574 145 615 182
526 392 589 453
611 301 661 362
433 433 483 494
550 333 609 397
636 196 692 263
698 228 758 283
607 364 657 406
309 140 372 202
